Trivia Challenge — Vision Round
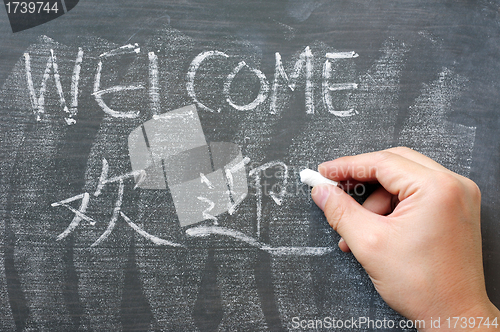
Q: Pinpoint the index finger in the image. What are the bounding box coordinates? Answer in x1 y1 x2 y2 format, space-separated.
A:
385 147 452 173
318 150 430 201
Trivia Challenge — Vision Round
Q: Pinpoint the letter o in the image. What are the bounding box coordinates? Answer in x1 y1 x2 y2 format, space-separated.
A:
223 61 269 111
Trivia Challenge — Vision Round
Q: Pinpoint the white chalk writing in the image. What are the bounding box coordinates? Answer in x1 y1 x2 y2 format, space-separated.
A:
24 43 358 123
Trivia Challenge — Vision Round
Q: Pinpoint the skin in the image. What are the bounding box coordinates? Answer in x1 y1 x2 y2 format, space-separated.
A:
311 147 500 331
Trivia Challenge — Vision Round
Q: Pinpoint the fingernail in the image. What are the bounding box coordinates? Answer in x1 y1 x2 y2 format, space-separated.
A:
317 164 326 175
311 184 331 211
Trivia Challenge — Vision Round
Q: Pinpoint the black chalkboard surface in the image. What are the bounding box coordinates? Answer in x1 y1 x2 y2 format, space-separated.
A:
1 1 499 331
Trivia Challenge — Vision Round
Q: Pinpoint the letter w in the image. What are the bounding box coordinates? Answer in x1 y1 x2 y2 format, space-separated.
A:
24 47 83 125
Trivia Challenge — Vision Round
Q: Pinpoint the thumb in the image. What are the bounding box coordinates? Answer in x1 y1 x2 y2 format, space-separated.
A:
311 184 378 249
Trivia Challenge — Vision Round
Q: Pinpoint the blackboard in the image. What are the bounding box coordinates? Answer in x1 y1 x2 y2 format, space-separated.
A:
1 1 499 331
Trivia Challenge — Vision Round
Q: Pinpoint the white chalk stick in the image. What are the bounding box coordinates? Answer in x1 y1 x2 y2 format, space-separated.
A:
300 168 338 187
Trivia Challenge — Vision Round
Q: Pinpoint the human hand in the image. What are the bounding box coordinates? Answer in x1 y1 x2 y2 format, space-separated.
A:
311 147 500 331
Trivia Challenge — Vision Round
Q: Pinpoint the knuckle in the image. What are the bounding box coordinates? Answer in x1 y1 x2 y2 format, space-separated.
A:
435 172 461 192
376 151 395 162
438 176 463 206
433 173 481 205
464 178 481 203
361 231 384 252
390 146 412 154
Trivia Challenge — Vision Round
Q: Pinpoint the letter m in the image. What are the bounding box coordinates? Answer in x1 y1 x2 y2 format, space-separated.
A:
271 46 314 114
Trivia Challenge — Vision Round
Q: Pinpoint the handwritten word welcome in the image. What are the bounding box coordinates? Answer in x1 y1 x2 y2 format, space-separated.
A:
23 42 358 124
